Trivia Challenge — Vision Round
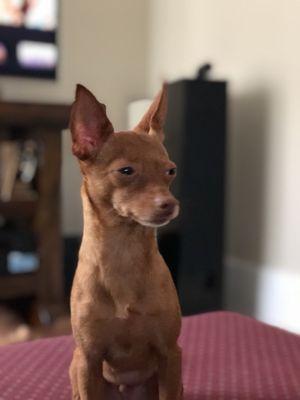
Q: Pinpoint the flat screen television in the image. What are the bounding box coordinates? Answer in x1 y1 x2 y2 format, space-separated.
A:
0 0 58 79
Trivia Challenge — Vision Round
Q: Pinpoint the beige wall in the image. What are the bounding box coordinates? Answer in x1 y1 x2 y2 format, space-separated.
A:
0 0 149 235
1 0 298 329
147 0 300 274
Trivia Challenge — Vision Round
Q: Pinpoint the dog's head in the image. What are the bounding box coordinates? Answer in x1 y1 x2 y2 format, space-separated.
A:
69 84 179 228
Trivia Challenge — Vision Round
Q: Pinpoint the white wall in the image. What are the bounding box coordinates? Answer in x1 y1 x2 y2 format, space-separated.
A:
1 0 299 332
0 0 149 235
147 0 300 331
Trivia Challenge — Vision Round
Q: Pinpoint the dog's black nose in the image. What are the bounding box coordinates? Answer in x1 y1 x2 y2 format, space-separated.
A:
157 198 179 216
160 201 175 213
154 194 179 215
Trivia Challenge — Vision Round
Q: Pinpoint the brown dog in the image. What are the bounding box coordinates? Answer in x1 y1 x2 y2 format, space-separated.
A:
69 84 182 400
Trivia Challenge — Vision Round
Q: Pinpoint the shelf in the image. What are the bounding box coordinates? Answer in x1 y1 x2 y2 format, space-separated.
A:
0 200 38 218
0 101 66 313
0 101 70 129
0 273 37 299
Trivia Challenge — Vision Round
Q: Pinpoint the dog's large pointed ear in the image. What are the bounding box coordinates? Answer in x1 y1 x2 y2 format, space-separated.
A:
133 84 167 142
69 84 114 160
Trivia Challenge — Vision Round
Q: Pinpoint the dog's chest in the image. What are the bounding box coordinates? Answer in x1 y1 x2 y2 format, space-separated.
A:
104 311 159 370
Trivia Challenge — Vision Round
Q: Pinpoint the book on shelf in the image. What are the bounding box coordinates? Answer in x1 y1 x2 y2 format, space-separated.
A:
0 139 38 202
0 141 20 202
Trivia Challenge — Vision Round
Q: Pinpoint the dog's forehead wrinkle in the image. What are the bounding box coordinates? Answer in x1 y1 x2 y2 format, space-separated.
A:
99 133 170 168
113 130 167 154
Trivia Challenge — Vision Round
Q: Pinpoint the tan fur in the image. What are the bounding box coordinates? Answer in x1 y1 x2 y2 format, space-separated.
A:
69 84 182 400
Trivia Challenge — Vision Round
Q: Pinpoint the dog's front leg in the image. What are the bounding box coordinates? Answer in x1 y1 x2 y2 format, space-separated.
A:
72 346 106 400
158 345 183 400
69 347 81 399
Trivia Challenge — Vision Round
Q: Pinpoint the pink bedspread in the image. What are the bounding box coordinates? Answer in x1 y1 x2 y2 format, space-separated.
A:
0 311 299 399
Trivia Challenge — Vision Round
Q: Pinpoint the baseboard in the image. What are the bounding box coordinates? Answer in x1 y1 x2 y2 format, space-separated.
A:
224 257 300 334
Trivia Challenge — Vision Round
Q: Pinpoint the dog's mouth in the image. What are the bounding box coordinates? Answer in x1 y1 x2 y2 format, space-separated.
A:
137 217 171 228
135 207 179 228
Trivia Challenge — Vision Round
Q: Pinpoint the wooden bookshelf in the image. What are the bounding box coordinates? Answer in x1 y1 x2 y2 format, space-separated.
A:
0 101 70 320
0 273 37 299
0 200 38 218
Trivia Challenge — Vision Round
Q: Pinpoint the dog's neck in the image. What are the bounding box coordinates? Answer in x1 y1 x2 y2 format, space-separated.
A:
80 183 158 275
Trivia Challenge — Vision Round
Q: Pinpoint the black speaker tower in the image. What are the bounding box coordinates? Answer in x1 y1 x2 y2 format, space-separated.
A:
158 73 227 315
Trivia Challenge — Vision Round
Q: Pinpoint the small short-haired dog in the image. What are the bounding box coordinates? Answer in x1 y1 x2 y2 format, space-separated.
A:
69 84 182 399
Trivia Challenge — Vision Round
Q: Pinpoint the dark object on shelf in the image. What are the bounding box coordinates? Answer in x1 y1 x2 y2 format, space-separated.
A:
19 140 39 184
197 63 212 81
0 101 70 318
158 77 227 315
0 226 38 275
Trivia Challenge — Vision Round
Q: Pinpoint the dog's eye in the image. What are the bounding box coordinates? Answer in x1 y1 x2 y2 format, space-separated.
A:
118 166 135 175
166 167 177 176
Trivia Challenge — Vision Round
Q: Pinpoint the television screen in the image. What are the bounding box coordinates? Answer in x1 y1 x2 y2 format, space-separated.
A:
0 0 58 79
